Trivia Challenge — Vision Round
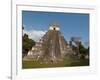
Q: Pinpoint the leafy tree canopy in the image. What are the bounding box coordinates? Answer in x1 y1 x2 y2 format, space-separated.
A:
22 33 35 56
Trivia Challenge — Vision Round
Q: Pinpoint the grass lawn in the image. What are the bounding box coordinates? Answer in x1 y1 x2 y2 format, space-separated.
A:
22 59 89 69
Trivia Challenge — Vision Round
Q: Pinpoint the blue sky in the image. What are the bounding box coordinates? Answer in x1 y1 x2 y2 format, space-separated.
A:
22 11 89 44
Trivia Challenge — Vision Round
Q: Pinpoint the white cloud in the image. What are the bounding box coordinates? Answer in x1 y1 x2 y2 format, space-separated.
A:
23 30 46 42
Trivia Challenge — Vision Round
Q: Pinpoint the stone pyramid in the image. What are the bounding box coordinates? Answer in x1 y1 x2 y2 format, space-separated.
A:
24 22 74 62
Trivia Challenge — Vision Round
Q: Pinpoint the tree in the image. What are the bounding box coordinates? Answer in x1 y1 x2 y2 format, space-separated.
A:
71 41 89 59
22 33 35 56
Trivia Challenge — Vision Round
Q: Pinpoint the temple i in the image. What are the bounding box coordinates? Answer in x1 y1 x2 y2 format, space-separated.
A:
23 22 76 63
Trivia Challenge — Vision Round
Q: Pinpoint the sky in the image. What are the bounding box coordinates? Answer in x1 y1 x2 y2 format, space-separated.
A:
22 10 89 45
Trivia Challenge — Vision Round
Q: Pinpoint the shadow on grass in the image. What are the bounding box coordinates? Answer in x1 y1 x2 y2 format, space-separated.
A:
64 59 89 67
